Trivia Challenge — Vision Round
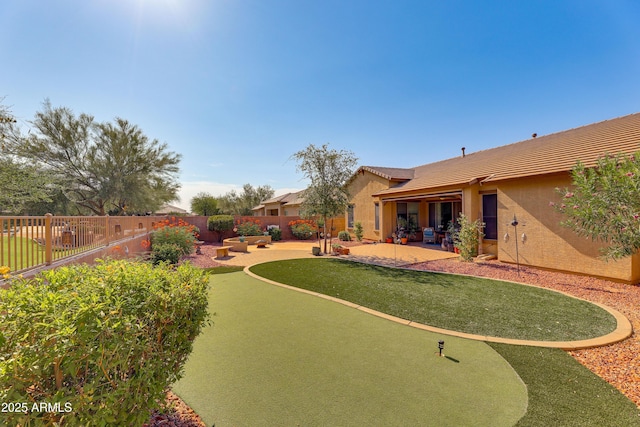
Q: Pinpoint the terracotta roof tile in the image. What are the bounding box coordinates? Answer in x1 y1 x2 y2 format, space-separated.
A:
376 113 640 196
358 166 415 181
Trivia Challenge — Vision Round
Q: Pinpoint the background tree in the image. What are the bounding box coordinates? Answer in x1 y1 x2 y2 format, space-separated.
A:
1 101 62 213
190 192 220 216
4 100 181 215
217 183 274 215
293 143 358 253
554 152 640 259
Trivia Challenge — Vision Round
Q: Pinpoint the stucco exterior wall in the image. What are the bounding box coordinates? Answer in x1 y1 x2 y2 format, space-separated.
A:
496 174 639 283
347 171 393 241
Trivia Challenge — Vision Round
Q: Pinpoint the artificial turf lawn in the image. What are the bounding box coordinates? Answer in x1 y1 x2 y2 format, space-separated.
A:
489 343 640 426
172 272 528 426
249 258 617 341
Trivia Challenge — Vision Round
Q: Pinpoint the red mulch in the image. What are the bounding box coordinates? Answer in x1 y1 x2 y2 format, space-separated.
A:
151 243 639 425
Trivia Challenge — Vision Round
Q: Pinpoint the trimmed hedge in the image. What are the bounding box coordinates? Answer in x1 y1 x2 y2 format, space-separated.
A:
207 215 235 242
0 259 210 426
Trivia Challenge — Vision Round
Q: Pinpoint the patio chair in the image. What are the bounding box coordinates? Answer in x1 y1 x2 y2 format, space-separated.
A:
422 227 436 244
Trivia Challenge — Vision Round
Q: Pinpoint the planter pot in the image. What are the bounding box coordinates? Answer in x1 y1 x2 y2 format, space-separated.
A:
400 238 408 245
340 247 350 255
312 246 321 256
454 247 460 254
386 238 393 243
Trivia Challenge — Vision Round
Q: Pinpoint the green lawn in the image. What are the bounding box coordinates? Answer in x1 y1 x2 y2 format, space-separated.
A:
173 271 528 426
0 236 44 271
249 258 617 341
173 268 640 426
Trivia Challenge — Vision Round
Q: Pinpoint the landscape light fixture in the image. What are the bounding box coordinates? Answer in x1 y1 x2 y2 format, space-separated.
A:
438 340 445 357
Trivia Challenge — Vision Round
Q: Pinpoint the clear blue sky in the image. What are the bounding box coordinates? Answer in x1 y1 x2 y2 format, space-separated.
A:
3 1 640 211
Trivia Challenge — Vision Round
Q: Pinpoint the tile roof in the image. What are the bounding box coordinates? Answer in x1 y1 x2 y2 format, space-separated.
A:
375 112 640 196
256 190 305 207
357 166 415 181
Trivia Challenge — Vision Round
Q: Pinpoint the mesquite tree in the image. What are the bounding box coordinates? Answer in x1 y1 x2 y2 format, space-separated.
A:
553 152 640 259
4 100 181 215
293 144 358 253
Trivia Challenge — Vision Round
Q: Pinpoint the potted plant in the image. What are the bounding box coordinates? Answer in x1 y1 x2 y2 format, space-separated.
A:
332 243 342 255
386 236 393 243
312 246 322 256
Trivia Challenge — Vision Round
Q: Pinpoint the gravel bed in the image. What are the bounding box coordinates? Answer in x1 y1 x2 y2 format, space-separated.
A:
152 244 639 425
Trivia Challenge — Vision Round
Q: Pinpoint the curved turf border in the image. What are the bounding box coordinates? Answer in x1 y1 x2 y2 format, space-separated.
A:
246 258 632 349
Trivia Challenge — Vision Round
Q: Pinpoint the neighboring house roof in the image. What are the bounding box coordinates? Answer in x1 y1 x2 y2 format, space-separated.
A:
156 204 189 214
253 190 305 211
375 112 640 196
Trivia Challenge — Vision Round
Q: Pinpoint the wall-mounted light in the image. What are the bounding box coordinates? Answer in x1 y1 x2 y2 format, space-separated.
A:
521 233 527 244
503 232 509 243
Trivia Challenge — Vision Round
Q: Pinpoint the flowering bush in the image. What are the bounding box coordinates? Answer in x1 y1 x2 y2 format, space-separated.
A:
150 226 196 261
235 217 263 236
0 266 10 280
288 219 318 240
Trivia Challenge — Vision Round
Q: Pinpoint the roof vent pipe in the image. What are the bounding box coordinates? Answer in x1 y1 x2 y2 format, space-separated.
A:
532 133 537 138
461 147 466 157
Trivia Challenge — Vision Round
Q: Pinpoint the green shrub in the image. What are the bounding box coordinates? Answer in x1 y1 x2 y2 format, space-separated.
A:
354 222 364 242
452 213 485 262
338 230 351 241
268 227 282 241
207 215 235 242
150 225 196 257
151 242 182 265
0 259 210 426
236 218 263 236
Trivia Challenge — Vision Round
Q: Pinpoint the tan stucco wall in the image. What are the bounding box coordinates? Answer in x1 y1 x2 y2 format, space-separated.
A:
347 172 394 241
497 174 639 283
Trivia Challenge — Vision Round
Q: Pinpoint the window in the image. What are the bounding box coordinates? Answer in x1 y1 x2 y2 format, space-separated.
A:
428 201 461 231
482 194 498 240
347 204 354 228
374 203 380 230
397 202 419 231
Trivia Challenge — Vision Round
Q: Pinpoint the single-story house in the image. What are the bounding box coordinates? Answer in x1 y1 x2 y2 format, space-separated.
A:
346 112 640 283
155 204 189 215
252 191 305 216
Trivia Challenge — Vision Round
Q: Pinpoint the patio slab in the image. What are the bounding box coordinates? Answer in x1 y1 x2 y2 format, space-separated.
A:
211 240 458 267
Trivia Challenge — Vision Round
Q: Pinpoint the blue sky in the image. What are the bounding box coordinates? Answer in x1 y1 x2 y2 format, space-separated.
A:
3 1 640 211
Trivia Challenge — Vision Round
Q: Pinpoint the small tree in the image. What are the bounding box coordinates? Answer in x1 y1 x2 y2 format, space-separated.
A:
191 192 220 216
207 214 235 242
293 144 358 253
354 221 364 242
451 213 484 262
553 152 640 259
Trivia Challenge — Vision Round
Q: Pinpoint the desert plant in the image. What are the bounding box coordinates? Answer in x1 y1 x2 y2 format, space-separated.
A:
207 214 235 242
0 259 209 426
452 213 485 261
338 230 351 241
354 221 364 242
